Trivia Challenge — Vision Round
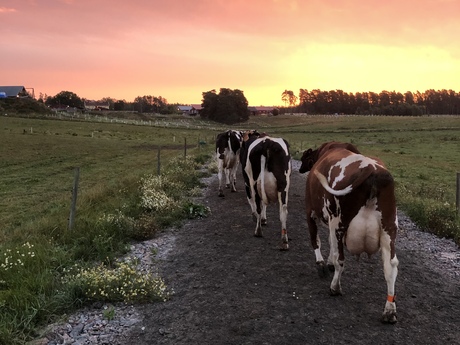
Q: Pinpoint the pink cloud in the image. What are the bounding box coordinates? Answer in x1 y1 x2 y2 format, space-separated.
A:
0 7 16 13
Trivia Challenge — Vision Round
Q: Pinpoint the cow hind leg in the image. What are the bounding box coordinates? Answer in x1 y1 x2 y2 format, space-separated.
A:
225 169 231 189
307 215 328 277
261 204 267 225
380 232 398 324
253 188 263 237
254 216 263 237
279 204 288 250
230 166 238 192
329 227 345 296
217 162 225 197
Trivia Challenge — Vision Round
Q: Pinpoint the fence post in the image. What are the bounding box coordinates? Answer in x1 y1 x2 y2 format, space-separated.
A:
157 147 161 176
68 167 80 231
456 172 460 216
184 137 187 158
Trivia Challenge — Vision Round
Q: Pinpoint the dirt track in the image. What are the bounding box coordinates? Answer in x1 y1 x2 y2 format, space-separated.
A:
120 161 460 345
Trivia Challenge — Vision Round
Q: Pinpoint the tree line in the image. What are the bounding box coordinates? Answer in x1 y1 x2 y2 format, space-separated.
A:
40 91 179 114
38 87 460 126
282 89 460 116
39 88 251 124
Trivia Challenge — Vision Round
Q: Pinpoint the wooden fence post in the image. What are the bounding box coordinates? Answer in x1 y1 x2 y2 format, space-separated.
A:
184 137 187 158
68 167 80 231
456 172 460 216
157 147 161 176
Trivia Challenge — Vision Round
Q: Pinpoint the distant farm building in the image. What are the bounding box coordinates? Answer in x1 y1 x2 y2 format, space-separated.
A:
248 106 278 116
84 100 110 111
0 86 34 98
178 105 192 115
190 104 202 115
178 104 202 116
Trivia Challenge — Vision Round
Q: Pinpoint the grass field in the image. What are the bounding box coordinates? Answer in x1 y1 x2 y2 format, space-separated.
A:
0 116 221 238
0 113 459 344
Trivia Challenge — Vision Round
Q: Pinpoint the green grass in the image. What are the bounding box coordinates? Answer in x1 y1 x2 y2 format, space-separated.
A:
0 113 459 343
0 115 217 344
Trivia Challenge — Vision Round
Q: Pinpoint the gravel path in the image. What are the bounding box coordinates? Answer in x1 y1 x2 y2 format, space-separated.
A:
39 161 460 345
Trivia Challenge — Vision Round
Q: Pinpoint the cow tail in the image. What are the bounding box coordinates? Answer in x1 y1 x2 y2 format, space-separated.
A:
260 155 268 204
314 171 353 196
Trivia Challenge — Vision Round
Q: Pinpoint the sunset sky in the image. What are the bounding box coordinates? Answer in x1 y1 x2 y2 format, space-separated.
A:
2 0 459 106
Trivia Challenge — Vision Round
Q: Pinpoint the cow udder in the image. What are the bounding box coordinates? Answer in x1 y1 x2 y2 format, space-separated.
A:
345 201 382 256
257 171 279 204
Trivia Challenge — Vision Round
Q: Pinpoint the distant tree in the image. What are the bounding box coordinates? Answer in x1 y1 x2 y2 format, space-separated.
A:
404 91 414 105
114 100 125 111
200 88 249 124
132 95 172 113
37 92 48 103
45 91 84 108
99 97 116 110
281 90 297 113
379 91 391 108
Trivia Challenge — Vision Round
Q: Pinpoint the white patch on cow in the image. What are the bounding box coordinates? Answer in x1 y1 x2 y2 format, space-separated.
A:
346 198 382 256
314 248 324 263
271 137 290 155
279 203 288 231
327 213 341 266
329 155 384 189
315 171 353 196
380 231 398 297
258 171 278 203
321 197 331 220
243 156 257 214
328 216 343 294
259 155 278 204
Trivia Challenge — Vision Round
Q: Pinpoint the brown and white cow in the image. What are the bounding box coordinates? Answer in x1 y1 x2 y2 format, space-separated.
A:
299 141 399 323
215 130 243 197
240 132 291 250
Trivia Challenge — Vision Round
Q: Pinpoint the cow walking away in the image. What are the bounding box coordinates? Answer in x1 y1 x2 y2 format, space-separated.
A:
240 131 291 250
299 141 399 323
215 130 243 197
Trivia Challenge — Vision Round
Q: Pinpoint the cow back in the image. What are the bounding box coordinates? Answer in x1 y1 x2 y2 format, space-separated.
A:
314 149 387 193
216 130 242 156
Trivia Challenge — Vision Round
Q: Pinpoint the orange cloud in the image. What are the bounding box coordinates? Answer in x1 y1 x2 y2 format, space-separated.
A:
0 7 16 13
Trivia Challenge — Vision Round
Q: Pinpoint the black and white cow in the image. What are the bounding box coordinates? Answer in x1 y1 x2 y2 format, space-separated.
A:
299 141 399 323
215 130 243 197
240 131 291 250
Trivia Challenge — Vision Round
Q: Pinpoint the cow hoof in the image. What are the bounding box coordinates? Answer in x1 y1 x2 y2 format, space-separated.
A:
316 262 329 278
381 313 397 324
280 242 289 251
261 218 267 226
225 184 230 189
329 288 342 296
218 191 224 197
